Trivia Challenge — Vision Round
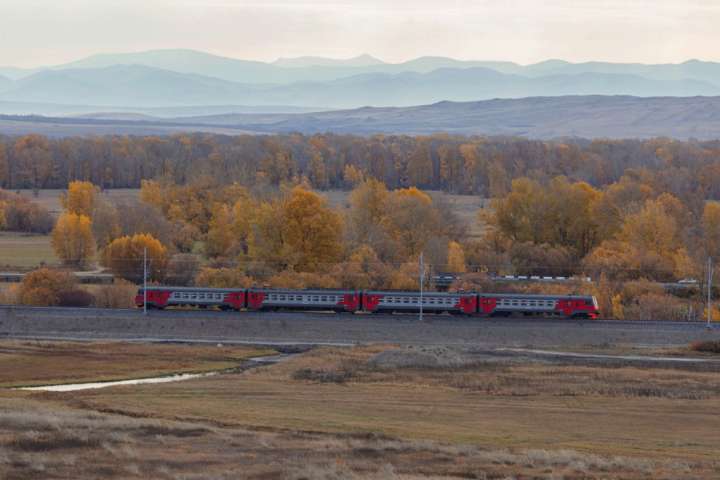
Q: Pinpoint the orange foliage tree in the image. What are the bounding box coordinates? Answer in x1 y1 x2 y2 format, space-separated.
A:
102 233 168 282
51 212 95 267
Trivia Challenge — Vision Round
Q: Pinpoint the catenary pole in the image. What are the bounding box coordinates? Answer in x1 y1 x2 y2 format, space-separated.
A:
707 257 713 328
419 252 424 322
143 247 148 316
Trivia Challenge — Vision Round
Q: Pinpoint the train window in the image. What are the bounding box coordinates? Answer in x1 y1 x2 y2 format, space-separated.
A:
321 296 327 301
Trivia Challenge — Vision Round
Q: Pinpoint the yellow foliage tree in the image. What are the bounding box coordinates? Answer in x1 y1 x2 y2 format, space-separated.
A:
702 202 720 260
102 233 168 282
447 241 466 273
205 204 234 258
282 187 343 271
195 267 254 288
60 180 99 217
51 212 95 267
384 187 440 257
331 244 390 289
251 187 343 272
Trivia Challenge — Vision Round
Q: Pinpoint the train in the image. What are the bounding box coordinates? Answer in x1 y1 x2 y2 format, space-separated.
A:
135 286 600 319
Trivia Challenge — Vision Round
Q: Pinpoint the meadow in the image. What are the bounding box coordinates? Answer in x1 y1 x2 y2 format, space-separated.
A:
1 341 718 479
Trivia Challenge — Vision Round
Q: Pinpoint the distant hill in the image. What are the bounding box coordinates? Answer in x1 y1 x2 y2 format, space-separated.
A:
0 65 258 107
1 65 718 110
186 96 720 140
5 49 720 88
0 100 326 117
4 96 720 140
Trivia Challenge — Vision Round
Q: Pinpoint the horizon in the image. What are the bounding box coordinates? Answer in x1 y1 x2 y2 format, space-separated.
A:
1 47 718 71
1 0 718 68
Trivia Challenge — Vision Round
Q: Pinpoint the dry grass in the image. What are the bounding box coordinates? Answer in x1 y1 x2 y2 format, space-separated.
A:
0 233 59 270
0 397 714 480
0 340 274 387
2 342 720 478
12 189 140 217
52 345 720 465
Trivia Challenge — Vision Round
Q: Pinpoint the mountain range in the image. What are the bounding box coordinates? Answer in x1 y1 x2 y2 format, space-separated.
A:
1 50 720 113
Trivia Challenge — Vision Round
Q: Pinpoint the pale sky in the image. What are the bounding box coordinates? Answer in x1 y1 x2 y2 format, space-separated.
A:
1 0 718 67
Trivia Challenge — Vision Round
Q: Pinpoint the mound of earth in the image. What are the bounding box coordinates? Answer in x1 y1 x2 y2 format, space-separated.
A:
368 346 470 369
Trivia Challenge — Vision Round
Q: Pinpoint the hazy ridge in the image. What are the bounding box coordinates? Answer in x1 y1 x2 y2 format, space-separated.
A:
1 50 720 113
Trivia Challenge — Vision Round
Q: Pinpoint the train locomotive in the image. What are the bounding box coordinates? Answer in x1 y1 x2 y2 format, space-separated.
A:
135 287 599 319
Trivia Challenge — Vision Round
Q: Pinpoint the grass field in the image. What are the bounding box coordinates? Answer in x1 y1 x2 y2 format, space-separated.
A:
0 232 59 270
1 341 718 479
0 341 274 388
13 188 141 217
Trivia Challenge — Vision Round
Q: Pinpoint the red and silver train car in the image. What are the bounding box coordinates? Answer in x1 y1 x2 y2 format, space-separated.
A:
246 289 360 312
136 287 599 318
363 291 477 314
134 286 245 310
478 294 598 318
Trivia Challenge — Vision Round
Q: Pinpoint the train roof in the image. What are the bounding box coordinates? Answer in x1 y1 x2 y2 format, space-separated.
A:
138 286 245 292
248 288 356 294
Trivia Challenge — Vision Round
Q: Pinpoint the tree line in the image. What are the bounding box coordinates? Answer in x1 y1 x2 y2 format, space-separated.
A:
2 133 720 199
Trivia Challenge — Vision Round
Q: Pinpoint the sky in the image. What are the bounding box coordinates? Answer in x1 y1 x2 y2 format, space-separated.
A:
1 0 719 67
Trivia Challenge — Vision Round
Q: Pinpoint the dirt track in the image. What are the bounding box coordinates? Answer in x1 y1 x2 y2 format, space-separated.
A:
2 306 719 347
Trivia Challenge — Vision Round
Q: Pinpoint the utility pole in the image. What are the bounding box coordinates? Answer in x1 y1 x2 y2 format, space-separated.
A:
143 247 148 316
419 253 424 322
707 257 713 328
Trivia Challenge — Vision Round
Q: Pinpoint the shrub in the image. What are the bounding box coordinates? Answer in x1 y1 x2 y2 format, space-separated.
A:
690 340 720 354
292 368 353 384
195 267 253 288
57 289 95 307
622 293 689 321
92 279 137 309
18 268 77 306
165 253 200 286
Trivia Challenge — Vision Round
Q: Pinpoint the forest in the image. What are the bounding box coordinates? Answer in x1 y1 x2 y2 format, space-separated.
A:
2 132 720 320
2 133 720 199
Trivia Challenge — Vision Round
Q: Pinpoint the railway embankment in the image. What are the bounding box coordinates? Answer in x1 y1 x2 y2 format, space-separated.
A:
1 306 719 347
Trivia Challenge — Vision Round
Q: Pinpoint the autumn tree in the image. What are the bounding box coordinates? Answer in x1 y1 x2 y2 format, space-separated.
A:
61 180 100 217
275 187 343 271
102 233 168 282
51 212 95 267
195 267 253 288
384 187 441 258
17 268 77 306
702 202 720 261
492 176 603 258
13 135 53 190
331 244 390 289
447 241 466 273
584 198 692 281
346 178 390 247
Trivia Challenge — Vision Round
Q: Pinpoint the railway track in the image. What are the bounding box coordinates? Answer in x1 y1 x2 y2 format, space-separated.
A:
1 304 718 348
0 304 715 330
